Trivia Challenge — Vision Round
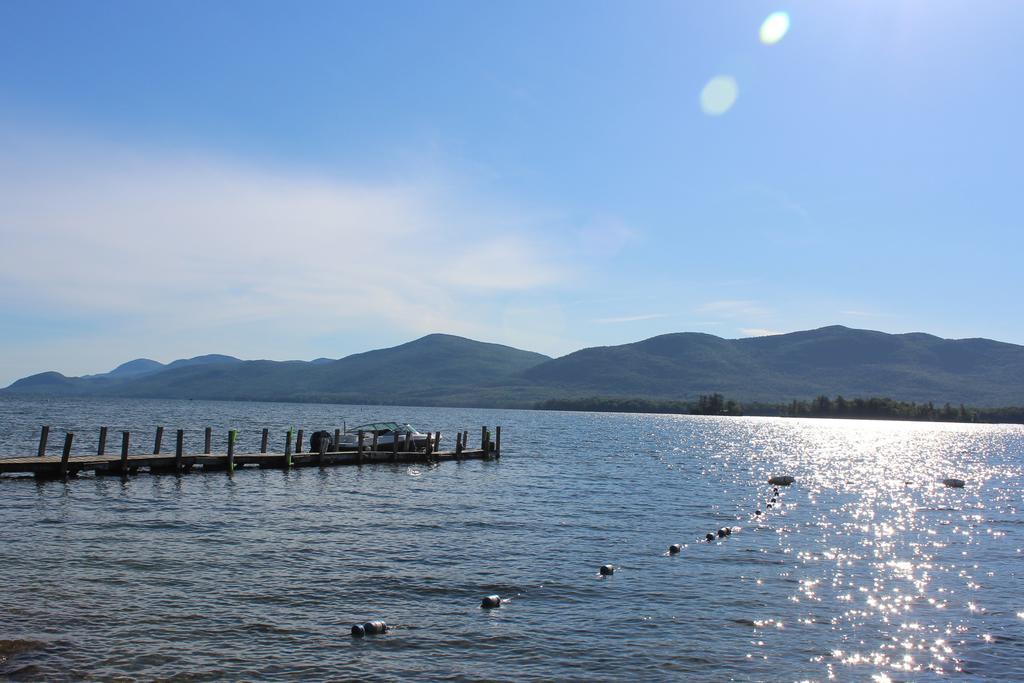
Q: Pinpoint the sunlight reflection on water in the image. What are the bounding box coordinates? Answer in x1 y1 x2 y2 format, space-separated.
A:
1 399 1022 680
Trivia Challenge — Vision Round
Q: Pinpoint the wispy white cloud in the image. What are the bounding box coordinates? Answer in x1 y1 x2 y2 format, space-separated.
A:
574 216 638 260
739 328 782 337
696 299 771 318
592 313 670 324
0 127 584 380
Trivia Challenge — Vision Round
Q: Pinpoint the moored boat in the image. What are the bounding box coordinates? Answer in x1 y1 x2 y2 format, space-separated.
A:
336 422 433 451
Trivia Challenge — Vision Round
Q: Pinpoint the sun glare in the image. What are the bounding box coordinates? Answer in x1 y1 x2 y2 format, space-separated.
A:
700 75 739 115
760 11 791 45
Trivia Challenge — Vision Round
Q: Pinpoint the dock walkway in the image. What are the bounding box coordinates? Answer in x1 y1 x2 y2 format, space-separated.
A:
0 448 491 478
1 425 501 479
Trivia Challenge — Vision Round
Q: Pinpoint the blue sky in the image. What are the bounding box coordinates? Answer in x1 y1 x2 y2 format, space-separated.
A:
1 1 1022 385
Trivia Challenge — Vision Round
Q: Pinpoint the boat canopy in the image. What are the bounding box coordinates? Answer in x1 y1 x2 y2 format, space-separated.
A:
349 422 417 435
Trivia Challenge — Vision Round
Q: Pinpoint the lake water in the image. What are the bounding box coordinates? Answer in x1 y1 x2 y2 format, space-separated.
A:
1 395 1022 681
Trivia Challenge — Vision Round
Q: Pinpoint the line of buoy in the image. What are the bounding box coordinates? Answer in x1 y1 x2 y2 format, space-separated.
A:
351 620 389 637
354 474 797 639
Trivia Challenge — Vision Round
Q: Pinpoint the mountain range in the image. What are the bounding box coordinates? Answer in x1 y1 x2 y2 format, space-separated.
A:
6 326 1024 407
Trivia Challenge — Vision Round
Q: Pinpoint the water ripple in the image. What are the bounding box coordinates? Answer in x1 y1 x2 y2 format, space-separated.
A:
1 397 1022 680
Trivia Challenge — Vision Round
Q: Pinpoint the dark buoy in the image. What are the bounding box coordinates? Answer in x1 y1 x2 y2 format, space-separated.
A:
717 528 728 538
705 533 715 542
352 620 388 637
481 595 501 609
768 475 795 486
773 487 779 494
943 478 966 488
767 503 773 509
669 543 682 554
755 510 762 516
723 526 732 536
599 564 615 576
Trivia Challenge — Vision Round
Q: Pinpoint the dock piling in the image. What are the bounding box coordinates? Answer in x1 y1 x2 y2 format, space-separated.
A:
495 426 501 458
371 432 378 452
357 430 364 464
60 432 74 479
97 426 108 456
204 427 212 454
153 426 163 455
404 431 412 452
37 425 50 457
318 437 327 467
296 429 304 454
284 429 293 469
120 431 130 476
391 430 398 460
175 429 184 473
455 432 463 458
227 430 236 474
481 426 487 452
260 428 269 454
334 429 341 452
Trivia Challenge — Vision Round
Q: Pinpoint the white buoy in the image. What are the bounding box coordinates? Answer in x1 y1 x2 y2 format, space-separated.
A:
481 595 501 608
943 478 966 488
599 564 615 576
352 620 388 637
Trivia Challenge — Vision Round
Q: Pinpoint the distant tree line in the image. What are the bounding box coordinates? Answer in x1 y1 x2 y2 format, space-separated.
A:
535 393 742 416
534 394 1024 424
777 395 1024 423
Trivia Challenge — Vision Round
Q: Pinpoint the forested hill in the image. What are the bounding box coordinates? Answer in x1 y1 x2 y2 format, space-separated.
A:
6 326 1024 408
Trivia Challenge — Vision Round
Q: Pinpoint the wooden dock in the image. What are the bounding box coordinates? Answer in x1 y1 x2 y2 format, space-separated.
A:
0 425 501 479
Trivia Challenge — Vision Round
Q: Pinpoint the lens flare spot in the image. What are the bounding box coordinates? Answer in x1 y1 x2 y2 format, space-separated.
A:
760 11 791 45
700 75 739 116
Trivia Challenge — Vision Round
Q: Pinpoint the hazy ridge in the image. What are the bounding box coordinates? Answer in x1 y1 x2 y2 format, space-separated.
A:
7 326 1024 407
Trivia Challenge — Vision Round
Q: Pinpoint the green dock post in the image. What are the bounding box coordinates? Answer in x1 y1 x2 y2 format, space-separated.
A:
284 429 293 469
175 429 184 473
227 430 236 474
